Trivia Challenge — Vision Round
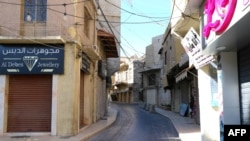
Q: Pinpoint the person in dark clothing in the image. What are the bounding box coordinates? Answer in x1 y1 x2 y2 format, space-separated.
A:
189 94 194 118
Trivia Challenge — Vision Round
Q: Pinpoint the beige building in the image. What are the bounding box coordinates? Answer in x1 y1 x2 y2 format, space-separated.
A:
0 0 120 137
141 35 163 107
159 0 201 130
110 56 144 103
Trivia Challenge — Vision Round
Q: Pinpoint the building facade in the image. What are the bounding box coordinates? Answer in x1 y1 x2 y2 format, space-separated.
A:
0 0 120 137
110 56 144 103
159 0 201 124
169 0 250 140
141 35 163 108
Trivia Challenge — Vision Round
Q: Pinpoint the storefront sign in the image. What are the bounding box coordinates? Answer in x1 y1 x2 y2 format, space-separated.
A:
203 0 237 38
202 0 250 52
0 44 64 74
181 27 214 69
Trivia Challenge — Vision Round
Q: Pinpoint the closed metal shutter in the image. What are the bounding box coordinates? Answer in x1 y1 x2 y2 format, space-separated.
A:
238 47 250 125
7 75 52 132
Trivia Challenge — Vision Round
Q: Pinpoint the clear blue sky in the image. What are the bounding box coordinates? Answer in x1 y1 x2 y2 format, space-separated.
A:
120 0 172 57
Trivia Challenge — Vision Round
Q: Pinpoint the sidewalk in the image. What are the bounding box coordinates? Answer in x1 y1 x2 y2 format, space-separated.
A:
0 107 117 141
0 104 201 141
155 107 201 141
138 102 201 141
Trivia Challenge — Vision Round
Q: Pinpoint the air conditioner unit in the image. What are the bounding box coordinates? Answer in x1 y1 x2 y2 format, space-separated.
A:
98 60 106 79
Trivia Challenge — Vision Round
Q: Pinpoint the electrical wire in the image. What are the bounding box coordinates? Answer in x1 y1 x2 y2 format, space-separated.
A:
0 26 65 50
107 0 169 31
110 23 144 57
0 1 174 25
171 0 199 21
99 18 170 24
96 0 131 59
0 0 171 59
105 0 170 19
118 0 172 58
47 7 92 20
0 0 91 6
0 0 131 58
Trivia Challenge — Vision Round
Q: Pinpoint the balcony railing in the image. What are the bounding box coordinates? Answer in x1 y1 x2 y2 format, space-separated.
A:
0 20 68 43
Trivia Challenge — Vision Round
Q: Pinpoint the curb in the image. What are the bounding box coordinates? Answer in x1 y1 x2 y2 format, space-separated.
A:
78 108 118 141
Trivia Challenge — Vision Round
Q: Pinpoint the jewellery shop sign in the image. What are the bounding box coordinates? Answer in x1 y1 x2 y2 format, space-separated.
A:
0 44 64 74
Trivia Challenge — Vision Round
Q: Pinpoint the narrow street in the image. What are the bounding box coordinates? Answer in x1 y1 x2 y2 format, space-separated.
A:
87 103 181 141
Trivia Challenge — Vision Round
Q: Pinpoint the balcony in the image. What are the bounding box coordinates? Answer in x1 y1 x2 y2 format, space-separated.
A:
172 0 203 37
0 21 68 44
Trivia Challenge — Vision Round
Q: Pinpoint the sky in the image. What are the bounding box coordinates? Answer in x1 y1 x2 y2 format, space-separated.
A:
120 0 172 57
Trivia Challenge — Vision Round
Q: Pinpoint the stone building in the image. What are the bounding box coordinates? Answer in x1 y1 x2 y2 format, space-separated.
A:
140 35 163 107
159 0 201 129
110 56 144 103
0 0 120 137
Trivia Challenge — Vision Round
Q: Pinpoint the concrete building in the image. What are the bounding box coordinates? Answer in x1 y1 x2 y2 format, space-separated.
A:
141 35 163 108
95 0 121 125
159 0 201 125
0 0 120 137
110 56 144 103
165 0 250 140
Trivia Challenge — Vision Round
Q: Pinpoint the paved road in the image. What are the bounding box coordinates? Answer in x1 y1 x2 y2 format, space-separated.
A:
87 103 181 141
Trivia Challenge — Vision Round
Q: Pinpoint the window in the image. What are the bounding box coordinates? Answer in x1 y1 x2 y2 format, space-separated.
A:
164 51 167 65
24 0 47 22
84 7 91 37
148 73 156 86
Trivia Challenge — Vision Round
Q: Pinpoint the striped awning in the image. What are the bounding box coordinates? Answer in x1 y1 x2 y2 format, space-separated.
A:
175 69 188 83
175 66 196 83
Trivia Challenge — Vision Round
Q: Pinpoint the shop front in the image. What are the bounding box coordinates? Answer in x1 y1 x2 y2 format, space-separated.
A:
199 1 250 140
0 44 64 133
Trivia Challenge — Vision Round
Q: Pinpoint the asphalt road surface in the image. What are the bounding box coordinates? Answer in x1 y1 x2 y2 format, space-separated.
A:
86 103 181 141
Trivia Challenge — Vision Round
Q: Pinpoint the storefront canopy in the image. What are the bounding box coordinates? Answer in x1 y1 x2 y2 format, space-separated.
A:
175 66 196 83
98 29 118 58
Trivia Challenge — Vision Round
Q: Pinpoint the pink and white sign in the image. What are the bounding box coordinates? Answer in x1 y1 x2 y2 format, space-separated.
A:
203 0 237 38
243 0 250 10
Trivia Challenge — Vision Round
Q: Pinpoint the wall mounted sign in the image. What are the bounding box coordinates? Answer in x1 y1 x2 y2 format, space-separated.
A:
181 27 214 69
203 0 237 38
0 44 64 74
201 0 250 53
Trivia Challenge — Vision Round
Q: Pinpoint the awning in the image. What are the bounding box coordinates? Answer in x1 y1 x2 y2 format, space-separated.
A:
98 29 118 58
175 68 188 83
175 66 196 83
139 67 161 73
